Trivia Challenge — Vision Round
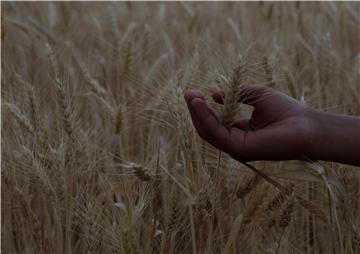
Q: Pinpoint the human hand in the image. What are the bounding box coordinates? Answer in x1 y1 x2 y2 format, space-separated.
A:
184 85 317 162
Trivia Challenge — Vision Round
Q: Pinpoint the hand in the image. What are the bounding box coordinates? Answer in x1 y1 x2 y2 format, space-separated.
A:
184 85 317 162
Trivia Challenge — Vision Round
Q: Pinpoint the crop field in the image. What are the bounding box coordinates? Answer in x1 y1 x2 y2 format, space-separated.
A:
1 2 360 254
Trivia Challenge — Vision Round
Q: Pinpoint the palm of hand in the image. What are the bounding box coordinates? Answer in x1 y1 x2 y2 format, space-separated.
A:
185 86 315 162
237 91 314 161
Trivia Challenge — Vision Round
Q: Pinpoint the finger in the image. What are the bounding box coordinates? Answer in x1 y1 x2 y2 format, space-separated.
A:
185 90 257 157
212 90 224 104
185 89 219 120
185 91 258 160
184 90 204 134
184 89 219 130
190 98 232 151
184 89 205 102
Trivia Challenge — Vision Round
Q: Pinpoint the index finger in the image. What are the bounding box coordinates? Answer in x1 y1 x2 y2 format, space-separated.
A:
184 91 233 152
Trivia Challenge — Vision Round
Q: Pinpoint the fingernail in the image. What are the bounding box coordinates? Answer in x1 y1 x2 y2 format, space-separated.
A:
184 91 193 102
184 89 204 100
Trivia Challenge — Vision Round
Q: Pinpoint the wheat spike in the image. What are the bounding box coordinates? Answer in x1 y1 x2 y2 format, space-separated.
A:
262 54 275 88
114 106 123 135
279 201 294 228
236 174 262 199
220 58 247 128
267 184 294 212
3 102 34 134
134 166 152 182
167 196 180 232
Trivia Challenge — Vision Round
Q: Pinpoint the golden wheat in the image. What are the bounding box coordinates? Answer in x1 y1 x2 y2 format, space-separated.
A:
2 2 360 254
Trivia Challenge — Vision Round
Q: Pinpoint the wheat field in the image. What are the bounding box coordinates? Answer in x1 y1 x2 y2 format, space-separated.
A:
1 2 360 254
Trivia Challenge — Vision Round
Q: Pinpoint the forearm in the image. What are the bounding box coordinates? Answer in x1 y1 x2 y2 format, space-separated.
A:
308 109 360 166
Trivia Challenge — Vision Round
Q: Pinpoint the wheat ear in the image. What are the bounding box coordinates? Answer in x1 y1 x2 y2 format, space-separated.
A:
236 174 262 199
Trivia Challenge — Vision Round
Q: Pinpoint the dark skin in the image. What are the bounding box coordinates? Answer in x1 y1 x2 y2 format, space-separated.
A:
184 85 360 166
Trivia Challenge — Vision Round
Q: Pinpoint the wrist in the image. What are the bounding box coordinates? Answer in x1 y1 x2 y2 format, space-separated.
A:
300 107 322 161
305 107 360 166
305 108 326 161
